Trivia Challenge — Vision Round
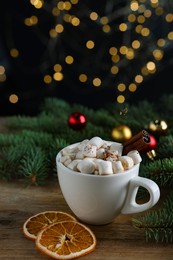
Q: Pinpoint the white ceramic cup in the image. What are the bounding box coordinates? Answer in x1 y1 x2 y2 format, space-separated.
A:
56 142 160 225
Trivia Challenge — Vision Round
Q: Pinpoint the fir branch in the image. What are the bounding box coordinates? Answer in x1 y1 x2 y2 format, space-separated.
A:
41 98 71 116
0 144 33 181
159 94 173 117
0 133 27 147
18 146 49 186
37 114 68 134
140 158 173 187
145 227 173 243
126 100 159 127
20 130 54 148
6 114 68 135
70 103 95 120
163 191 173 209
0 130 54 150
91 109 117 128
54 138 70 150
132 192 173 243
6 115 39 131
156 134 173 158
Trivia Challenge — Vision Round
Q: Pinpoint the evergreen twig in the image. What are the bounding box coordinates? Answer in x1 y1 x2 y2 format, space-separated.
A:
132 192 173 243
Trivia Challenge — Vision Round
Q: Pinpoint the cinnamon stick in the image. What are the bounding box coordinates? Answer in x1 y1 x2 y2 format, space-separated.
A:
122 130 150 154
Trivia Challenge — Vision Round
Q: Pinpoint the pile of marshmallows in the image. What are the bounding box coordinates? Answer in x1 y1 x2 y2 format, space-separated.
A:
60 136 142 175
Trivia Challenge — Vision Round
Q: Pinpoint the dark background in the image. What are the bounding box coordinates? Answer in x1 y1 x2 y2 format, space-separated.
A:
0 0 173 116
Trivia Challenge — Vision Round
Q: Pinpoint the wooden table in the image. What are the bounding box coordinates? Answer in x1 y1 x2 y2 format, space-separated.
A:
0 178 172 260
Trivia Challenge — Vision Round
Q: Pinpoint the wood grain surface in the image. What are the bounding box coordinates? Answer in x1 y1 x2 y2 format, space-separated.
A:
0 178 172 260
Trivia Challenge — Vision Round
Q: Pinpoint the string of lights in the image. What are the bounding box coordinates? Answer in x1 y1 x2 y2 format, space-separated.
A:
0 0 173 115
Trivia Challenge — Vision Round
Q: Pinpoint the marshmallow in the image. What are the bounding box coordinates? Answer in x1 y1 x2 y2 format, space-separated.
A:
96 148 106 159
62 147 77 157
63 158 72 167
89 136 104 149
105 150 118 161
106 156 118 163
94 169 99 175
102 142 111 150
118 156 134 170
109 142 123 156
127 150 142 165
93 158 103 170
75 151 84 159
60 155 71 164
77 158 96 174
77 139 89 150
98 160 113 175
112 161 124 173
82 144 97 158
67 159 82 171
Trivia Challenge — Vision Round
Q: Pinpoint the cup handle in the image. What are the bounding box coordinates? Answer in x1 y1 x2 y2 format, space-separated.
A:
121 176 160 214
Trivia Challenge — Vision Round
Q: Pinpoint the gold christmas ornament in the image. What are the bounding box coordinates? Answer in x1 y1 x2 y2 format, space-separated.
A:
148 119 168 135
147 149 157 160
111 125 132 142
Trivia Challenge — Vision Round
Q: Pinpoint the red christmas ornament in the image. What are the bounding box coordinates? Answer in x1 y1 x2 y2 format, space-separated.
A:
149 134 157 149
141 134 157 153
68 112 87 130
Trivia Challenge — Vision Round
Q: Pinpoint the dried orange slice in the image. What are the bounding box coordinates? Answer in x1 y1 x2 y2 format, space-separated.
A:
23 211 76 240
35 220 96 259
